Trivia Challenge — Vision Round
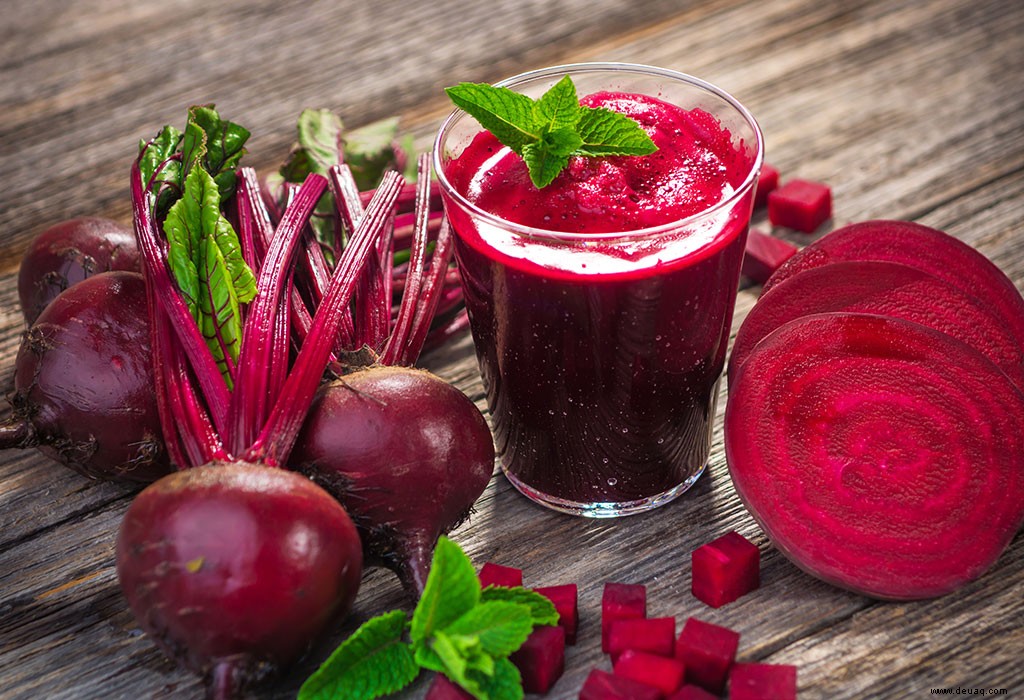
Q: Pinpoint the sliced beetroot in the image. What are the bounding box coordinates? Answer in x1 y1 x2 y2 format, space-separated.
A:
667 684 719 700
725 312 1024 599
741 229 798 284
691 531 760 608
580 669 664 700
767 179 831 232
613 650 685 696
601 582 646 652
425 673 474 699
509 624 566 694
607 617 676 661
760 220 1024 349
729 662 797 700
534 583 579 644
479 562 523 588
754 163 779 208
727 260 1024 392
675 617 740 694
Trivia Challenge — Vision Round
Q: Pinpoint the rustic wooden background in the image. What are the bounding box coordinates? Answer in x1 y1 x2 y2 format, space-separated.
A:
1 0 1022 697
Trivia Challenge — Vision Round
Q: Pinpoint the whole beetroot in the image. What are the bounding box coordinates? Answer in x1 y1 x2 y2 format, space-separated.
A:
116 463 363 699
293 365 495 594
1 270 169 482
17 217 141 325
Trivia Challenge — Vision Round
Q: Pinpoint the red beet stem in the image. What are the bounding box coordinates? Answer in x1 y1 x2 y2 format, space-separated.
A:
247 169 404 466
403 219 457 365
131 159 232 436
227 174 327 456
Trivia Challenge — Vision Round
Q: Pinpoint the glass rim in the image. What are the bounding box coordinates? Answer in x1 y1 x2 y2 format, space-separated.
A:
431 61 765 243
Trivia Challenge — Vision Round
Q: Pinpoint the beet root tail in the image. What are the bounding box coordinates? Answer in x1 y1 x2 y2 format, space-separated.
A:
0 419 35 449
391 530 435 596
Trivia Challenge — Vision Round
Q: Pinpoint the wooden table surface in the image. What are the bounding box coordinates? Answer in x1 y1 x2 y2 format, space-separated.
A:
2 0 1022 697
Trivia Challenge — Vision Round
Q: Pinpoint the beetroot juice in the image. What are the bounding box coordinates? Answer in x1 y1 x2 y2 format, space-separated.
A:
435 64 762 516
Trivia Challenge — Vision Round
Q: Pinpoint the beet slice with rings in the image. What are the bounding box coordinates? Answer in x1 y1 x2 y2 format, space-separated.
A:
760 220 1024 348
725 312 1024 600
727 260 1024 393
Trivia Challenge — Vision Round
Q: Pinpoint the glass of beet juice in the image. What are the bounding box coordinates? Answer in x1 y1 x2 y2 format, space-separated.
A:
434 63 763 517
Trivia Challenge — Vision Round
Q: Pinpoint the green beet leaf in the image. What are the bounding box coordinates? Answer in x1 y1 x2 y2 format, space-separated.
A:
181 104 250 201
298 610 419 700
410 536 481 645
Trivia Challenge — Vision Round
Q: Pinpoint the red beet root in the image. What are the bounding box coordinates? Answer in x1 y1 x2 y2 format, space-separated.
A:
727 260 1024 392
601 582 646 652
729 662 797 700
754 163 779 208
613 650 685 696
607 616 676 661
18 217 141 325
510 624 566 694
675 617 740 694
691 531 760 608
667 685 719 700
580 669 663 700
479 561 523 588
116 463 363 698
293 365 495 594
1 271 169 482
425 674 475 699
761 222 1024 352
534 583 579 644
741 229 798 284
767 179 831 232
725 313 1024 599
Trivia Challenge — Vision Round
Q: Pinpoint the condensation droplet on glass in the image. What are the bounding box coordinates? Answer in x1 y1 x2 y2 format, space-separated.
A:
602 458 610 465
621 427 629 434
607 477 618 486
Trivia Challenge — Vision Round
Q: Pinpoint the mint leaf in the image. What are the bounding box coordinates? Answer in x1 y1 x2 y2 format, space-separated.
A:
521 127 582 189
410 536 481 646
445 76 658 189
576 106 657 157
532 75 581 132
445 83 540 154
475 658 524 700
480 586 559 626
298 610 419 700
443 601 534 658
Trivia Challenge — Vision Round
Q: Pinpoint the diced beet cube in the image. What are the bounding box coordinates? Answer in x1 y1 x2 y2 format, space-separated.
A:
425 673 474 699
691 531 760 608
768 178 832 233
742 229 799 284
675 617 740 694
601 582 646 652
580 668 664 700
510 625 565 694
607 616 676 661
754 163 780 208
730 662 798 700
613 650 686 696
534 583 579 644
478 561 523 588
667 684 720 700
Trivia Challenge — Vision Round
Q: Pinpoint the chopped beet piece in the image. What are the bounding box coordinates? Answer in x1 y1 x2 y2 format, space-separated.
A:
675 617 740 694
478 561 523 588
607 616 676 661
510 625 565 693
534 583 579 644
691 531 760 608
730 662 798 700
754 163 780 208
613 649 686 696
768 179 832 233
601 582 646 652
580 668 664 700
425 673 474 699
667 685 720 700
742 229 799 284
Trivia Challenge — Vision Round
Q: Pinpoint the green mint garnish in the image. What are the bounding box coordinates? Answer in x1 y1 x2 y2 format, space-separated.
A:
445 74 657 188
298 537 558 700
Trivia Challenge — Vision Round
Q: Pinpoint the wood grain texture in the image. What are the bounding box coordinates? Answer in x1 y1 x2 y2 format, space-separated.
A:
1 0 1022 697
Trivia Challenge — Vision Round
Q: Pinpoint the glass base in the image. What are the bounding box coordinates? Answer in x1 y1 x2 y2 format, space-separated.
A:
501 463 707 518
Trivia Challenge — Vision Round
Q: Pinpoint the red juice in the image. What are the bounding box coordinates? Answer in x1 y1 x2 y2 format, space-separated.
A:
436 66 761 515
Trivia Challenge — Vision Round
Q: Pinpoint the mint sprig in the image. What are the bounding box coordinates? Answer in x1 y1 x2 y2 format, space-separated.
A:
298 537 558 700
445 75 657 188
